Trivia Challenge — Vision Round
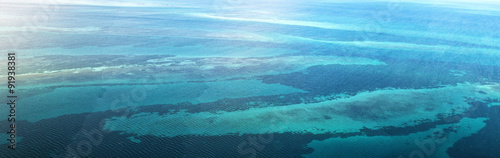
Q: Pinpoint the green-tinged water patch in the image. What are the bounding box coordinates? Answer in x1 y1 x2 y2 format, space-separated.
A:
8 79 305 122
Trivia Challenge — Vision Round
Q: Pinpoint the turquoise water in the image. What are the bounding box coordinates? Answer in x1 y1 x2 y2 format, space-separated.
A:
1 0 500 157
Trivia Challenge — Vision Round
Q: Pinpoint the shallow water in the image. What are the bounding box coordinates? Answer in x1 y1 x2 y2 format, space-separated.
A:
1 0 500 157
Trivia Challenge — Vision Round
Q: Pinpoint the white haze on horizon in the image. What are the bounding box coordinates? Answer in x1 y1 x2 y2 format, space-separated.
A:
1 0 500 7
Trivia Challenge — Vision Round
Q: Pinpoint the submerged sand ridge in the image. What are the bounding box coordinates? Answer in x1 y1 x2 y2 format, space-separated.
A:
0 55 385 88
103 83 500 137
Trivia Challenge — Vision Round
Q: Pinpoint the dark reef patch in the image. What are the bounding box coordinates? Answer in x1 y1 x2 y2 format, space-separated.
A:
259 58 500 95
1 100 494 157
447 106 500 158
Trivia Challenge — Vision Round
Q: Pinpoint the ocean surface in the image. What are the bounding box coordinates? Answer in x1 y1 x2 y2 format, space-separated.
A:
1 0 500 157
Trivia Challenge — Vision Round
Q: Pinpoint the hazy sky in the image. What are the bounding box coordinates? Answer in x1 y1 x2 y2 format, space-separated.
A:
1 0 500 7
